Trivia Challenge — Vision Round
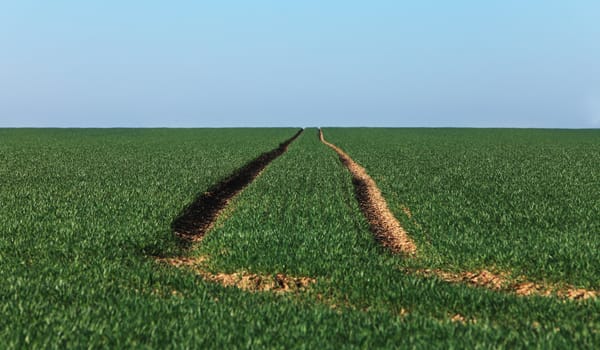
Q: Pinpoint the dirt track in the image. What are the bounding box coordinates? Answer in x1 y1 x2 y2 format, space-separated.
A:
171 129 303 242
158 256 315 293
319 129 417 256
413 268 598 300
163 128 597 301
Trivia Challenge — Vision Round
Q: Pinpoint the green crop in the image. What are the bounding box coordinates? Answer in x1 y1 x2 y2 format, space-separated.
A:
324 128 600 287
0 128 300 348
199 128 600 347
2 128 599 348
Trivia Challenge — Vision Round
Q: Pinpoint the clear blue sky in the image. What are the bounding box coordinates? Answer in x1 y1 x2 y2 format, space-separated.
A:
1 1 599 128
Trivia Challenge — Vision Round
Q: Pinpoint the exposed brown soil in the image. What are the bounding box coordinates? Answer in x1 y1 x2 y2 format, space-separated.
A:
413 268 598 300
317 130 596 300
157 256 315 293
319 129 417 256
172 129 303 242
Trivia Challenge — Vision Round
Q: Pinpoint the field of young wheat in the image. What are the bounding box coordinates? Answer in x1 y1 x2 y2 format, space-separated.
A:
1 128 599 348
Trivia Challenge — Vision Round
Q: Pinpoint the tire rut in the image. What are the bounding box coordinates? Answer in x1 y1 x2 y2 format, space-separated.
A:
318 129 598 300
172 128 303 242
319 129 417 256
413 268 598 300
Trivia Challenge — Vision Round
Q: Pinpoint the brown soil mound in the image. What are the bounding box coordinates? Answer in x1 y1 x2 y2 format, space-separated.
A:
319 129 417 256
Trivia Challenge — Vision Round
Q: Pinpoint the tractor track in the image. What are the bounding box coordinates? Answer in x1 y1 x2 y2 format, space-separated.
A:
318 129 597 299
161 128 315 294
171 128 303 242
411 268 598 300
319 129 417 256
162 127 598 301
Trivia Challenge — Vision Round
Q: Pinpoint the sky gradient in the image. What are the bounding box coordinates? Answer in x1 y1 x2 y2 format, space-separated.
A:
1 1 599 128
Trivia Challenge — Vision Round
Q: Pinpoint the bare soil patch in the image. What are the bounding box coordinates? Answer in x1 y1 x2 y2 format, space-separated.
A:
413 268 598 300
319 129 417 256
157 256 315 293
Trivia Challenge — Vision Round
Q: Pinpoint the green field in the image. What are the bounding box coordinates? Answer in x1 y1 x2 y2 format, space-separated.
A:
2 128 599 348
325 128 600 287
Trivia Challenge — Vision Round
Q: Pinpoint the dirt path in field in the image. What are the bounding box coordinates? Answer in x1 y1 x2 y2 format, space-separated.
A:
159 128 316 294
412 268 598 300
319 129 417 256
318 129 599 300
172 129 303 242
158 256 315 293
160 127 597 301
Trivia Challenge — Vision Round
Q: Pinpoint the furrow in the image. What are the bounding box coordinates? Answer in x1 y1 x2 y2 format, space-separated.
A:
319 129 417 256
171 128 303 242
